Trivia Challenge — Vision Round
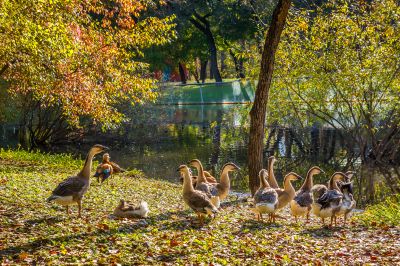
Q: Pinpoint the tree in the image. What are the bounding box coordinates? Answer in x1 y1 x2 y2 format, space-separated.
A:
248 0 291 195
270 0 400 194
0 0 175 145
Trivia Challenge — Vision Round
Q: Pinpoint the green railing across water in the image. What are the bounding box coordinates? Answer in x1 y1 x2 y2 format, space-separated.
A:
158 80 256 105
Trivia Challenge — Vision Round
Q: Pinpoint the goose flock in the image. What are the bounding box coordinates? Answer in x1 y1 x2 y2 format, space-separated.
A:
47 145 356 227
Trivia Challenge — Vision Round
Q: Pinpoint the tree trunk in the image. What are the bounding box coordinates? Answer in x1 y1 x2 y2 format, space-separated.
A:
209 59 214 80
189 12 222 82
248 0 291 196
200 60 208 83
220 51 226 73
178 62 187 84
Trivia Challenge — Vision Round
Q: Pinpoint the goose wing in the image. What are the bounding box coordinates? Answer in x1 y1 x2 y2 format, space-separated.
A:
317 190 342 208
195 182 218 198
294 189 313 207
254 188 278 204
51 176 86 197
187 191 216 213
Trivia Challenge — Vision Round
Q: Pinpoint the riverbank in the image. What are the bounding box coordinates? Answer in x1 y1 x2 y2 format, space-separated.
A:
0 149 399 264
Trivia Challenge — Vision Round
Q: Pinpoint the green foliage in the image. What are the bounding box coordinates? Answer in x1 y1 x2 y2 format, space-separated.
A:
357 194 400 227
270 0 400 127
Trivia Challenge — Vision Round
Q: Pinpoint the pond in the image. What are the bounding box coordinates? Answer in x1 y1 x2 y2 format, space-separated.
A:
0 82 382 205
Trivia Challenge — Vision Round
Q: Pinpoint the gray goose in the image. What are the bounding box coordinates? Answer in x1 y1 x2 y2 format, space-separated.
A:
47 144 108 217
311 172 346 226
189 160 240 207
189 159 220 208
337 171 356 226
253 169 278 222
178 165 218 225
290 166 324 223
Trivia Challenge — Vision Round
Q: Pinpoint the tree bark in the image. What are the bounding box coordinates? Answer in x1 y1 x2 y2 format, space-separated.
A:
248 0 291 196
189 12 222 82
200 59 208 83
178 62 187 84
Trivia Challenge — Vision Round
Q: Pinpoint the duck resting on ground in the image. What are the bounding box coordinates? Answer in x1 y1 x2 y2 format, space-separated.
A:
47 144 108 217
94 153 126 183
178 165 218 225
113 199 149 218
290 166 324 223
253 169 278 222
311 172 347 226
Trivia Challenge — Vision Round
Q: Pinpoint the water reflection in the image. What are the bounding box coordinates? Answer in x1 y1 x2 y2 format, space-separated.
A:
0 103 385 205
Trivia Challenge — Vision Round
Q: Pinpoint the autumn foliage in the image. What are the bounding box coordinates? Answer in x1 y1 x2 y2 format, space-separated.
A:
0 0 175 127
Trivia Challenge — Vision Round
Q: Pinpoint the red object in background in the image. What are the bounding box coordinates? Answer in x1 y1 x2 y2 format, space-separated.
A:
153 63 189 82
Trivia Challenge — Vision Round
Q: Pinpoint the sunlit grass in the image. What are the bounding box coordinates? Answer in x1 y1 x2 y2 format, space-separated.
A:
0 149 399 264
357 194 400 226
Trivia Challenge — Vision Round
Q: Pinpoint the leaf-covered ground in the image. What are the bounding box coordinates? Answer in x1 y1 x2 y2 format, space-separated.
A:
0 150 399 265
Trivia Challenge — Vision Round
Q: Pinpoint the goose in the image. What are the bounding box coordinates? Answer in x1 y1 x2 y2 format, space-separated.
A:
337 172 356 226
253 169 278 222
47 144 108 217
275 172 302 210
313 170 356 198
178 165 218 225
189 160 240 206
290 166 324 223
189 159 220 208
311 172 346 226
216 162 240 201
94 153 126 183
113 199 149 218
267 156 280 189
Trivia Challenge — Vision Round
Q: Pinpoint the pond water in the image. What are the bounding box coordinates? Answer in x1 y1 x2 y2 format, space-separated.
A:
0 103 360 192
0 82 382 204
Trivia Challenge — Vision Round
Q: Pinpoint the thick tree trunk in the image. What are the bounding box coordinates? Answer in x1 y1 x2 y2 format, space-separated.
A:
248 0 291 196
178 62 187 84
200 60 208 83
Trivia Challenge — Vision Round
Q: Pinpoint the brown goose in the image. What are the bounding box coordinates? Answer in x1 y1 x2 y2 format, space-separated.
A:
47 144 108 217
274 172 302 210
178 165 218 225
290 166 324 223
267 156 280 189
215 162 240 201
253 169 278 222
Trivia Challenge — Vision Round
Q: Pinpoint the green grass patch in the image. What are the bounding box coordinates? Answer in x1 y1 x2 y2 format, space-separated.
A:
356 194 400 227
0 149 399 264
